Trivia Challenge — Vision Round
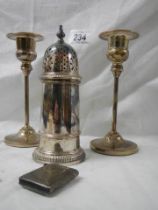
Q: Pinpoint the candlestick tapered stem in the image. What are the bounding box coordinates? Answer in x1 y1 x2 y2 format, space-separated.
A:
112 76 119 132
24 75 29 127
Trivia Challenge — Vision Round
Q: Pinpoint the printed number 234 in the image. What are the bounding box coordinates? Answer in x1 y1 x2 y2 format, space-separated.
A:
73 34 86 42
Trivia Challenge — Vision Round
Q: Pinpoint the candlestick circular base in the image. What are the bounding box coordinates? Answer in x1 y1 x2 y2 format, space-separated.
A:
33 147 85 166
4 126 39 148
90 132 138 156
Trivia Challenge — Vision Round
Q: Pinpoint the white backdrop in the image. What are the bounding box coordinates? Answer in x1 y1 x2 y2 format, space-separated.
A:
1 0 158 137
0 0 158 210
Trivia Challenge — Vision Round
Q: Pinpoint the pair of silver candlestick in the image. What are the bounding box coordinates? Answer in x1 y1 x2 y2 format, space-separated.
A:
4 26 139 165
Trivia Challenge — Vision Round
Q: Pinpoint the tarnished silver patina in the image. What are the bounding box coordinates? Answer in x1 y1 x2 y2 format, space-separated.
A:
19 164 79 196
33 26 85 165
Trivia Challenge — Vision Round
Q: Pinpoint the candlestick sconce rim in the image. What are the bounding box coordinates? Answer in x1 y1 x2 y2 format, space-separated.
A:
99 29 139 41
7 32 44 42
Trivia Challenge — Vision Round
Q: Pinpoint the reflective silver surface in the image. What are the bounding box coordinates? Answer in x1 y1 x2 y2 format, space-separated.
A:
33 26 85 165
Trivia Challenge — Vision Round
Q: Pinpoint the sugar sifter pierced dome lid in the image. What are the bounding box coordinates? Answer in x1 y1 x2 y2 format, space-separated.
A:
42 25 80 81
